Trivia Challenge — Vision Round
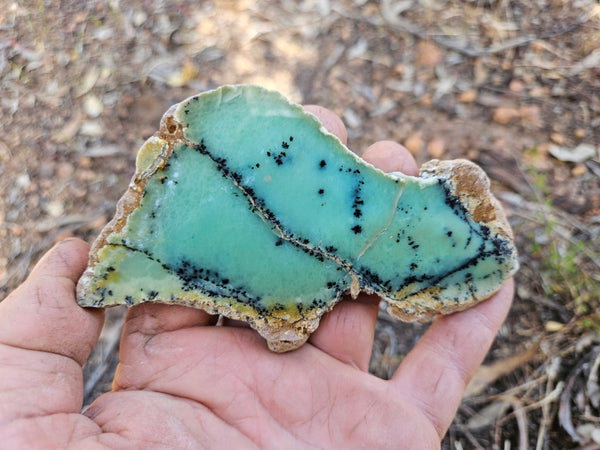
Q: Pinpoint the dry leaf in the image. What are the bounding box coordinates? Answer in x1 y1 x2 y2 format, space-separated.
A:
545 320 565 332
74 67 100 97
52 112 83 143
166 60 199 87
586 353 600 409
549 144 598 163
568 48 600 76
465 344 539 397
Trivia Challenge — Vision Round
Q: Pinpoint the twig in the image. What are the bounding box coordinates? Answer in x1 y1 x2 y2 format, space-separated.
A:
336 0 593 60
494 375 548 401
496 382 564 418
0 246 33 292
454 423 486 449
34 210 110 233
379 0 536 58
83 307 126 404
537 370 559 450
512 400 530 450
499 192 600 269
558 349 600 443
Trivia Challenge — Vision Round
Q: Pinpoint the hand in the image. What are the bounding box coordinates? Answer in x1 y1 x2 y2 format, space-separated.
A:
0 106 514 448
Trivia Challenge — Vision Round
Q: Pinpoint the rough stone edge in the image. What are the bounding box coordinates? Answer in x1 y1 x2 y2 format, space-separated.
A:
385 159 519 322
76 87 336 352
77 85 519 351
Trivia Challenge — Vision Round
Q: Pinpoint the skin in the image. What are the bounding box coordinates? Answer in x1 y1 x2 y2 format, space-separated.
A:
0 106 514 449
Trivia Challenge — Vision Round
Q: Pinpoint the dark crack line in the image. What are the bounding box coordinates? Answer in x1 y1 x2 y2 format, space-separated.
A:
181 137 363 286
172 132 512 304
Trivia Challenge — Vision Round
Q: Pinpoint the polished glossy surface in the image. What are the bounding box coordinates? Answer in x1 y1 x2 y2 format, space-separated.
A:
77 85 518 351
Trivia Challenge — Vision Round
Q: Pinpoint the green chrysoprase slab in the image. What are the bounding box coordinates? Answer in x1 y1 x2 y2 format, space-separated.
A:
77 85 519 352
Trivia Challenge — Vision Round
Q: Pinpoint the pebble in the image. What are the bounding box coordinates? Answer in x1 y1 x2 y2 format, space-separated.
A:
419 94 432 107
518 105 542 127
427 138 445 158
45 200 64 218
550 133 566 145
78 169 97 182
39 161 55 178
509 80 525 93
549 143 597 163
458 89 477 103
545 321 564 332
493 106 520 124
529 86 549 98
343 108 362 129
78 156 93 169
132 10 148 27
84 94 104 118
80 120 104 137
404 132 423 156
572 164 588 177
57 162 75 178
9 224 24 237
415 41 443 67
88 214 108 230
166 60 199 88
16 173 31 189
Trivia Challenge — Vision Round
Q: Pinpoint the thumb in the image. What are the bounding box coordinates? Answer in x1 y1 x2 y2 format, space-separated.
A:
0 238 103 365
0 238 104 423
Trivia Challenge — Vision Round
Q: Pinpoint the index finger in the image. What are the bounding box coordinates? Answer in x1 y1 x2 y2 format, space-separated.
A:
391 279 514 438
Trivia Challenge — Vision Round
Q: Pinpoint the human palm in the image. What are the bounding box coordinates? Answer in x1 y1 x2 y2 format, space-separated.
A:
0 107 513 448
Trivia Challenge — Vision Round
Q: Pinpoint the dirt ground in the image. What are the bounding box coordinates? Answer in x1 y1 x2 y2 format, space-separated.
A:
1 0 599 448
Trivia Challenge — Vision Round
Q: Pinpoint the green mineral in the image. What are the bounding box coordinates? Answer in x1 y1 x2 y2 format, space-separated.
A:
77 85 519 352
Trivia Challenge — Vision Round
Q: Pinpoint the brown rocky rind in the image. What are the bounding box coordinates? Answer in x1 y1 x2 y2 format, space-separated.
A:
385 159 518 322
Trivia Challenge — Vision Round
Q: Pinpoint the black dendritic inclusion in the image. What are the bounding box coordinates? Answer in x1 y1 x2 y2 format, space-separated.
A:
94 130 515 314
197 137 511 300
166 137 353 308
264 138 293 166
171 258 258 304
185 137 345 274
389 221 514 296
350 177 365 232
100 242 261 307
